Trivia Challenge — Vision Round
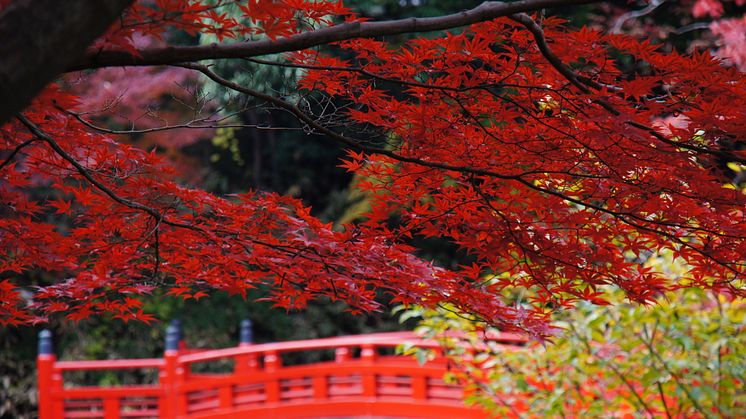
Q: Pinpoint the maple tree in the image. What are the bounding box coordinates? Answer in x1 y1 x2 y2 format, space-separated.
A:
1 0 745 338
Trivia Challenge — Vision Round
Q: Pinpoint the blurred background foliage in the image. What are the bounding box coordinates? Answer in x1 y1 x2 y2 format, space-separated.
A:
3 0 745 417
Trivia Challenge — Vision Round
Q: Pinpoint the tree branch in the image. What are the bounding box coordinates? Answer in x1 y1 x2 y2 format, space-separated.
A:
178 64 746 283
15 113 202 234
15 113 394 295
0 138 37 172
640 323 711 418
177 63 524 181
569 322 657 417
510 13 746 164
64 107 299 135
67 0 599 71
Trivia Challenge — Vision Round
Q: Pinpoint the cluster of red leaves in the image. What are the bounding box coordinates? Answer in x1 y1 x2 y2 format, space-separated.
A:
3 85 524 330
4 86 520 328
299 17 746 317
2 1 746 336
688 0 746 70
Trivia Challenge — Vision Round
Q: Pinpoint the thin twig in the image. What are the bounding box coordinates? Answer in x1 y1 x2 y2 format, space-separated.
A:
641 323 712 418
0 138 37 171
569 323 656 417
65 108 299 134
656 380 673 419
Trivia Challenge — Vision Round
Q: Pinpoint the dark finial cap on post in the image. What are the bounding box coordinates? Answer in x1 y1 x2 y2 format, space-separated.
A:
170 319 182 339
240 319 253 345
165 319 181 351
38 329 53 355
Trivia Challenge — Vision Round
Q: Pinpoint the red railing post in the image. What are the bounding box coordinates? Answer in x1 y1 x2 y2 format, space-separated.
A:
160 351 179 418
413 375 427 400
37 330 59 419
264 350 281 403
103 397 120 419
160 321 181 419
235 352 259 375
175 360 189 415
51 367 63 416
312 375 328 400
361 344 377 397
334 347 350 363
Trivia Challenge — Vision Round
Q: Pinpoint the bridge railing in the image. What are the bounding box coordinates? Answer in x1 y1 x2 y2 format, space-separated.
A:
37 320 526 419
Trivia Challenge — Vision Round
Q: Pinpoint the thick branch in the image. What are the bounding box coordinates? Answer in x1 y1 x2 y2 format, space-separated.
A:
0 0 133 124
68 0 598 71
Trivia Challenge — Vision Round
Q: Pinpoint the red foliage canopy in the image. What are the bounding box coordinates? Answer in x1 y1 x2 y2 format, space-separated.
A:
1 0 745 337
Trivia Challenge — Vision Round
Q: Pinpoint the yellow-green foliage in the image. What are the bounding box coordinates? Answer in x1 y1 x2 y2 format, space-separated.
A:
404 288 745 418
210 126 244 166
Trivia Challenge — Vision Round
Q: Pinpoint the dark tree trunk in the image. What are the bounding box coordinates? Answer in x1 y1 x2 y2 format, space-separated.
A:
0 0 133 123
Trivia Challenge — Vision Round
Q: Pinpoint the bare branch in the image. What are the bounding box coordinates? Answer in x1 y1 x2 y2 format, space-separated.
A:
16 113 202 234
177 63 524 181
0 138 37 172
65 108 299 135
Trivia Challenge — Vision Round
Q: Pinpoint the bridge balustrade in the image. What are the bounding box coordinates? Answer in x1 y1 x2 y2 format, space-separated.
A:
37 321 525 418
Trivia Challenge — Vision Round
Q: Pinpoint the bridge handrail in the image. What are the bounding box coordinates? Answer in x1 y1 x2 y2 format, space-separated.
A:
54 358 165 371
44 331 526 372
179 330 525 365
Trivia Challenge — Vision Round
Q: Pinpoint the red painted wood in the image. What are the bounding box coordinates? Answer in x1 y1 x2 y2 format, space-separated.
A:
103 397 120 419
312 375 327 400
37 331 520 418
161 350 178 419
175 360 189 417
187 400 488 419
335 346 351 362
218 385 232 409
55 358 164 371
37 354 55 419
54 386 162 398
413 375 427 400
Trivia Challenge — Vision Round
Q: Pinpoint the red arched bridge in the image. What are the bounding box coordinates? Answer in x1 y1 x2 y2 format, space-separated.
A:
37 320 526 418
